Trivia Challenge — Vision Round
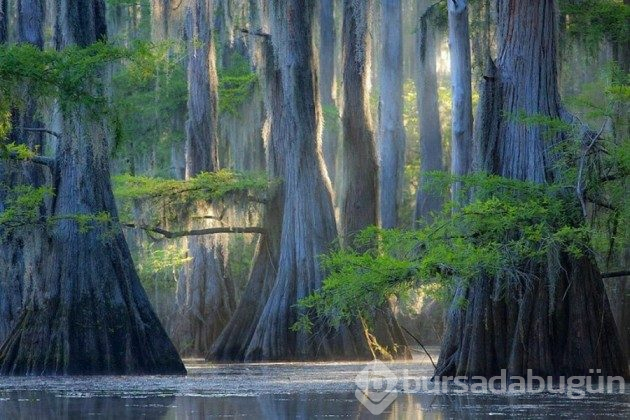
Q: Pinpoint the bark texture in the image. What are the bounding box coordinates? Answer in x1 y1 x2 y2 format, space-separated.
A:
414 3 444 225
0 0 185 375
377 0 405 229
340 0 378 240
213 0 378 362
0 0 47 345
184 0 218 179
339 0 410 359
173 0 236 357
447 0 473 198
436 0 628 378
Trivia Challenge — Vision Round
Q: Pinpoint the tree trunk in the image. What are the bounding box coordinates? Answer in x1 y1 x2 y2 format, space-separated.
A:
173 0 235 357
150 0 170 41
339 0 410 359
212 0 376 362
377 0 405 229
414 2 444 225
340 0 378 241
0 0 185 375
319 0 339 191
0 0 47 345
0 0 7 42
436 0 628 378
447 0 473 199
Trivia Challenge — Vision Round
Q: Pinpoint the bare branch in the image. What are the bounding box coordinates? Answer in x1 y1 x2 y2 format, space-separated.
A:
17 127 61 138
123 223 266 238
576 119 607 218
5 152 55 167
602 270 630 279
240 28 271 38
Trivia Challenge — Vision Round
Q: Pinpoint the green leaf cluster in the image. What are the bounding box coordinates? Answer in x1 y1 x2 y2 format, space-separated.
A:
0 183 52 234
295 173 594 331
218 52 258 116
560 0 630 48
113 169 269 222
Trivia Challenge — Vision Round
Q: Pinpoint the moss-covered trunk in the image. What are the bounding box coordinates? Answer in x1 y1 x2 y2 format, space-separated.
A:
0 0 48 345
0 0 185 375
172 0 235 357
213 0 376 362
435 0 628 378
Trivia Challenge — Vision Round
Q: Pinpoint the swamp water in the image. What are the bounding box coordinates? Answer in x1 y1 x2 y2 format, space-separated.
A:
0 354 627 419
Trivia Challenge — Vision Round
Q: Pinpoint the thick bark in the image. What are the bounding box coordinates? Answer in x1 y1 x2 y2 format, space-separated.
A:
0 0 7 42
0 0 185 375
377 0 405 229
173 0 235 357
213 0 376 362
436 0 628 378
0 0 46 345
340 0 378 240
209 0 279 362
447 0 473 199
414 3 444 225
184 0 218 178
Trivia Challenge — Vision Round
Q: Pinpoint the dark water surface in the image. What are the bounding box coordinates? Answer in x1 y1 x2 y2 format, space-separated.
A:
0 356 627 419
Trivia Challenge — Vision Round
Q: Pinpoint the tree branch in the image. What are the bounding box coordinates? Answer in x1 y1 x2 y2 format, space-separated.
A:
240 28 271 38
123 224 266 238
5 152 55 167
399 325 437 370
602 270 630 279
17 127 61 138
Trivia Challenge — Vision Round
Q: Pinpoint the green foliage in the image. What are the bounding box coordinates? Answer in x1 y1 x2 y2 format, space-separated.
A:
111 40 188 172
218 53 258 116
510 111 574 139
0 41 178 160
0 143 35 160
113 169 269 223
560 0 630 48
295 173 594 331
0 183 52 234
0 42 130 113
322 104 341 133
136 243 190 282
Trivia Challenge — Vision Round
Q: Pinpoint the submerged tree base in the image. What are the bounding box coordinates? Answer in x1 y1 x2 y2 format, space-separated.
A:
436 254 629 379
0 217 186 376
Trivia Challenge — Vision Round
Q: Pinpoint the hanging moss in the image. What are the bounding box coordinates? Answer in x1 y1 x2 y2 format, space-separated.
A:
112 169 270 223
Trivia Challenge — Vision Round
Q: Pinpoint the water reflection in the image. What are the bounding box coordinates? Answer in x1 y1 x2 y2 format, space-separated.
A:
0 390 628 419
0 358 627 419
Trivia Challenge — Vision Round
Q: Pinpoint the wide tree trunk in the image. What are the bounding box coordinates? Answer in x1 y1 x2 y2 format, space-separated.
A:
172 0 235 357
213 0 377 362
0 0 47 345
0 0 185 375
377 0 405 229
435 0 628 378
414 2 444 225
447 0 473 199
